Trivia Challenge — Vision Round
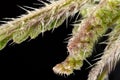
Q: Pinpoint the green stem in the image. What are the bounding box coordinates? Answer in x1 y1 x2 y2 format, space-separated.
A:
0 0 88 50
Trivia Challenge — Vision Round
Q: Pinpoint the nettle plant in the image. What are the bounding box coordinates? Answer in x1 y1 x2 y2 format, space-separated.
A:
0 0 120 80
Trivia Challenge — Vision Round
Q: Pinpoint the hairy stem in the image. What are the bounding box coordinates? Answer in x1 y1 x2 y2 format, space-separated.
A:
53 0 120 76
0 0 87 50
88 24 120 80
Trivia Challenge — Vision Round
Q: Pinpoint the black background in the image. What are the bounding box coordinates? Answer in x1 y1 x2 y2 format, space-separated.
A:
0 0 119 80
